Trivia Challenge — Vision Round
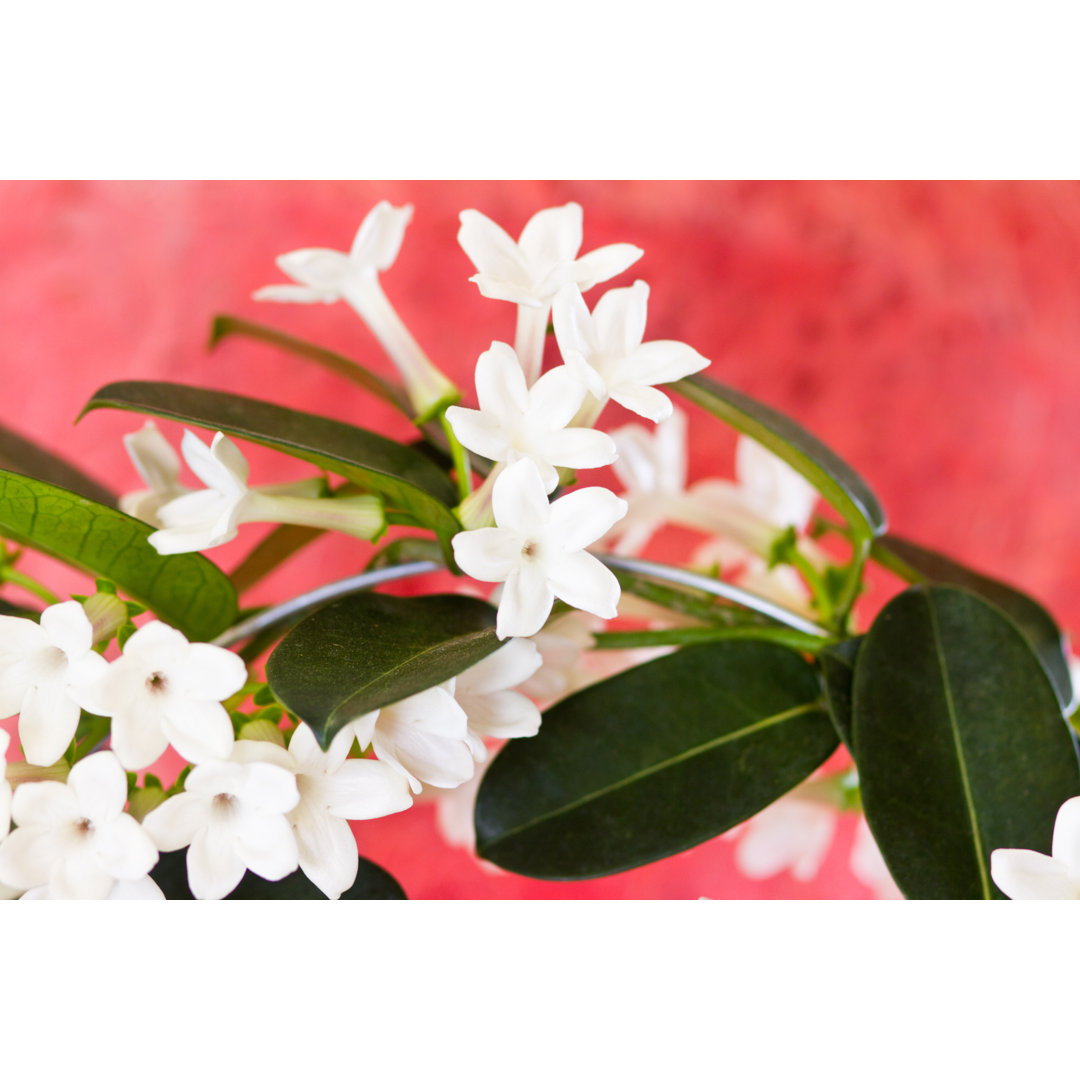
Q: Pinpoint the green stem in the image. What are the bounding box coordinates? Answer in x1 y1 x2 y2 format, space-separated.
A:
438 411 473 502
785 545 836 628
0 566 60 607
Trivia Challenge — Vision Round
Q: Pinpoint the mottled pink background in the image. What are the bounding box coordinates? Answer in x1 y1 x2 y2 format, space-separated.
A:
1 180 1077 899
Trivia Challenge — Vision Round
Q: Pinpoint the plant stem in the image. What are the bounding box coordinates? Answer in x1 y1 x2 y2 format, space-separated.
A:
439 410 473 501
592 625 837 653
0 566 60 606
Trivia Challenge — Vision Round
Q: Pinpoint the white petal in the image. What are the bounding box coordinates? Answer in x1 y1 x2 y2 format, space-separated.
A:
463 688 541 740
546 550 621 620
497 563 555 640
527 365 589 431
1052 796 1080 872
542 428 618 472
451 528 522 583
548 487 629 550
253 284 336 304
94 814 159 881
735 437 819 530
175 643 247 702
475 341 529 420
120 620 189 669
142 792 208 851
107 876 166 900
458 210 528 285
608 382 674 423
231 761 300 816
160 699 235 764
620 340 711 388
468 275 546 306
321 758 414 820
233 810 299 883
444 407 511 463
123 421 182 492
287 721 328 773
40 601 93 658
108 704 170 771
50 846 116 900
276 248 353 292
0 825 67 890
491 459 551 535
292 801 358 899
68 751 128 822
187 823 247 900
570 243 645 292
593 281 650 357
990 848 1080 900
349 201 412 271
19 680 81 766
518 203 583 267
553 283 598 360
179 430 237 494
457 638 542 696
149 519 231 555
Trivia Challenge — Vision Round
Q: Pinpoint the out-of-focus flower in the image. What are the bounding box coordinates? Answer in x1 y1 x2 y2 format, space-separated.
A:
72 620 245 770
254 202 458 420
452 459 627 639
0 751 158 900
850 818 903 900
0 729 11 841
0 601 108 766
990 796 1080 900
458 203 643 385
119 421 192 526
725 795 838 882
149 430 383 555
445 341 617 493
552 281 709 424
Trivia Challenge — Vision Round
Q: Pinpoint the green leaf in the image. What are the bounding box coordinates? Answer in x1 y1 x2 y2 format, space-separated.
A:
266 592 501 749
209 314 411 415
818 636 862 753
874 534 1073 712
0 469 236 640
229 523 322 594
79 382 461 553
0 421 116 506
673 373 887 541
852 585 1080 899
475 641 838 879
592 625 833 653
150 849 407 899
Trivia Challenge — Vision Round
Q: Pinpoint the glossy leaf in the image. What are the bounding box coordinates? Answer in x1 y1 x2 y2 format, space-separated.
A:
80 382 460 549
0 469 236 640
673 373 887 541
475 641 838 879
151 848 407 899
874 534 1073 712
818 636 862 753
266 592 500 749
0 422 116 506
852 585 1080 899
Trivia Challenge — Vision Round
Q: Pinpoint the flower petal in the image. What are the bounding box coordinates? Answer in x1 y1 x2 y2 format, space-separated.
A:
444 407 510 463
458 210 528 285
175 643 247 702
553 283 598 360
321 758 414 820
570 243 645 292
276 248 353 292
160 699 235 764
542 427 618 472
990 848 1079 899
292 801 358 899
518 203 583 267
474 341 530 419
546 550 621 620
608 382 674 423
548 487 628 550
451 527 522 583
593 281 650 357
233 810 298 883
123 421 182 492
457 638 542 696
94 814 159 881
527 364 588 431
19 679 81 767
349 201 413 271
108 703 170 772
40 601 93 658
68 751 128 823
497 562 555 640
492 459 551 536
187 823 247 900
253 284 336 304
142 793 208 852
1052 795 1080 871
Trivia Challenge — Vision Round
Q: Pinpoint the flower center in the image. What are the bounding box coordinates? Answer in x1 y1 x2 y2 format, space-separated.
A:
73 817 94 837
145 671 168 693
521 539 541 561
212 792 238 816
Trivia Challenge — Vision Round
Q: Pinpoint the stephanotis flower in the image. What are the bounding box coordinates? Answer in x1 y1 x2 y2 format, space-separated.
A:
71 620 246 770
254 201 458 421
445 341 617 493
0 601 108 766
990 796 1080 899
142 742 301 901
552 281 710 424
20 876 166 900
452 459 628 639
0 751 158 900
148 430 384 555
458 203 643 386
724 795 838 882
119 420 192 526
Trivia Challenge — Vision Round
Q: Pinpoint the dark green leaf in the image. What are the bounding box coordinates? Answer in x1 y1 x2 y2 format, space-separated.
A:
852 585 1080 899
874 535 1073 712
79 382 461 553
230 523 322 594
673 373 887 541
0 421 116 506
0 469 236 640
819 636 862 753
266 592 500 749
475 641 838 879
0 597 39 620
151 849 407 899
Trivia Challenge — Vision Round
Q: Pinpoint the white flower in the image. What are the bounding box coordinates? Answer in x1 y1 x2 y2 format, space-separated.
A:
278 723 413 900
21 875 166 900
691 537 813 617
0 602 109 766
553 281 710 424
347 685 475 795
119 421 191 525
445 341 617 493
458 203 643 385
850 818 903 900
141 743 301 900
0 751 158 900
452 459 628 639
254 202 458 420
148 430 384 555
0 729 11 841
453 638 543 761
990 796 1080 899
725 795 837 882
72 620 245 770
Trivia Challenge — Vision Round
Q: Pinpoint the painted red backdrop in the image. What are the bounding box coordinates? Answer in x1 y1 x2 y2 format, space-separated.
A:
1 180 1077 899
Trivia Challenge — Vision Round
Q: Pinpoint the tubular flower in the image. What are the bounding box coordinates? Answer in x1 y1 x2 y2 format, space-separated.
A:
119 421 192 526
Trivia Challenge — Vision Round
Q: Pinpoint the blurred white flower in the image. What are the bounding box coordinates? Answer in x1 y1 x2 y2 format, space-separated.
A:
990 796 1080 900
142 743 301 900
691 537 813 618
850 818 903 900
445 341 616 493
149 430 383 555
0 751 158 900
0 729 11 841
553 281 709 424
725 795 837 882
254 202 458 420
458 203 643 385
0 601 109 766
119 421 192 526
72 620 245 770
452 459 627 639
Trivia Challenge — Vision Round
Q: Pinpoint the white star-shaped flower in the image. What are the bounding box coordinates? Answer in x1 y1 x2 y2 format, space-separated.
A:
0 602 109 766
279 723 413 900
445 341 617 493
119 421 192 526
991 796 1080 899
552 281 710 423
148 430 383 555
72 620 245 770
0 751 158 900
452 459 628 639
254 201 458 421
725 795 837 882
458 203 643 385
141 742 301 900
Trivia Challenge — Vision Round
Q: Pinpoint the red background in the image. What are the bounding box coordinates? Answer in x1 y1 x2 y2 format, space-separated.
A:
1 180 1077 899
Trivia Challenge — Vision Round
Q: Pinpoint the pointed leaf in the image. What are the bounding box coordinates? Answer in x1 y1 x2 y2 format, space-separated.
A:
475 641 838 879
673 373 886 541
819 636 862 753
874 534 1073 712
0 469 236 640
0 421 116 505
266 592 500 748
852 585 1080 899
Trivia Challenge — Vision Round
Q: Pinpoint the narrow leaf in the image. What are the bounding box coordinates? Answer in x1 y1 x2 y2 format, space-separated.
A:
852 585 1080 899
592 625 832 653
230 524 321 594
475 641 838 879
266 592 501 748
0 421 116 505
818 636 862 753
0 469 236 640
